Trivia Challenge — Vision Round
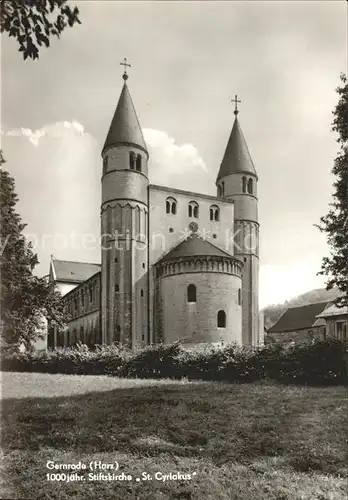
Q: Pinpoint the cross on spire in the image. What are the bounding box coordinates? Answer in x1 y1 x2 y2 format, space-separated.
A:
231 94 241 116
120 57 131 81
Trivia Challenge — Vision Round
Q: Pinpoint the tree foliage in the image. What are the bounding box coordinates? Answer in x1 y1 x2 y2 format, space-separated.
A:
0 0 80 60
0 152 66 350
317 74 348 308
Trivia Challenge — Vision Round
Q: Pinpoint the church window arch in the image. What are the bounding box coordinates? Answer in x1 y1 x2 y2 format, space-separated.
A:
242 176 247 193
210 205 220 222
217 310 226 328
188 201 199 218
218 185 222 198
247 178 253 194
136 154 142 172
238 288 242 305
222 181 225 196
187 284 196 303
129 152 135 169
166 197 177 215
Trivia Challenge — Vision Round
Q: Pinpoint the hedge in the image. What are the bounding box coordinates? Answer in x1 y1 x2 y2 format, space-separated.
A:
1 339 346 386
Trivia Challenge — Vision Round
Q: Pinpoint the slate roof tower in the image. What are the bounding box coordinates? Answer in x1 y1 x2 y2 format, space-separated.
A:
216 96 260 345
101 61 149 347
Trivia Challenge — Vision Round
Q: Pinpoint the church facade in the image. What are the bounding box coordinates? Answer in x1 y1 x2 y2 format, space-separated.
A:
48 70 261 349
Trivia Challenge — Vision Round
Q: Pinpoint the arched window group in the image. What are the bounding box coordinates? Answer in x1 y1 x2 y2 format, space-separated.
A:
165 200 200 218
129 152 142 172
166 197 177 215
210 205 220 222
188 201 199 218
242 176 254 194
217 310 226 328
187 284 196 303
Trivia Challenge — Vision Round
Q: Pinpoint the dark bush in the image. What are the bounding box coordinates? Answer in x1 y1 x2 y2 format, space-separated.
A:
272 338 346 385
1 338 346 386
0 343 129 375
118 342 182 379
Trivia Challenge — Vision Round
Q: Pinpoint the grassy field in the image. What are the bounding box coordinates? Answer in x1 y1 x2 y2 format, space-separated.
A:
1 372 347 500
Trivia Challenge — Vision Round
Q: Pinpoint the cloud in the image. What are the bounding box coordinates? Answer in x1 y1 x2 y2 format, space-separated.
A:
144 128 209 191
2 121 86 147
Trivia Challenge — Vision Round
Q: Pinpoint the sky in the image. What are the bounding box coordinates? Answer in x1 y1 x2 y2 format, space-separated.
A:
1 1 346 309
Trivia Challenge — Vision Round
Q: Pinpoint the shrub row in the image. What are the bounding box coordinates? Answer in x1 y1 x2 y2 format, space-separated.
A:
1 339 347 386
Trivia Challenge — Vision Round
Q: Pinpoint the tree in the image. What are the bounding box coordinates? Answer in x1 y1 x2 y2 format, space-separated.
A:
0 152 66 350
317 74 348 308
0 0 80 60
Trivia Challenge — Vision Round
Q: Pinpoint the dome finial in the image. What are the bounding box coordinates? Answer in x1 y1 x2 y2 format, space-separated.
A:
120 57 131 81
231 94 241 116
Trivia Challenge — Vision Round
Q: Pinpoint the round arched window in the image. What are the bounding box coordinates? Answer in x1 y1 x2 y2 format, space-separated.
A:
187 284 196 303
217 310 226 328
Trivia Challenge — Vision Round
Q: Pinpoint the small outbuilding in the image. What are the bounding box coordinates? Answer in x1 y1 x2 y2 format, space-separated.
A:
266 301 330 344
316 304 347 342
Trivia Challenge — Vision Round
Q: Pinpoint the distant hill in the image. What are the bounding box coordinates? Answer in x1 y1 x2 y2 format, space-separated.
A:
262 288 342 330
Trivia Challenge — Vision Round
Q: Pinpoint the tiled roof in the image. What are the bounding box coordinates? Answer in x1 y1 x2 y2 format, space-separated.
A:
217 116 257 181
316 304 348 318
51 259 101 284
102 82 147 154
157 234 233 263
268 301 330 334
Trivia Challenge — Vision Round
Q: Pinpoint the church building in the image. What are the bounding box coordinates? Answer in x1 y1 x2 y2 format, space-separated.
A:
48 63 262 349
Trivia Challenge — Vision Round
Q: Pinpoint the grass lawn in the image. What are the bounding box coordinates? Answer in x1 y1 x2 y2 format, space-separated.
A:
1 372 347 500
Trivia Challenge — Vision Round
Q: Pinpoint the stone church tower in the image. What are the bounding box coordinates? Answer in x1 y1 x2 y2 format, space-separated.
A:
100 68 149 347
216 100 259 345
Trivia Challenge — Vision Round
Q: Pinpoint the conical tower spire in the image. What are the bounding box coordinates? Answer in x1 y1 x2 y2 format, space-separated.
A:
216 97 256 182
102 60 148 155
